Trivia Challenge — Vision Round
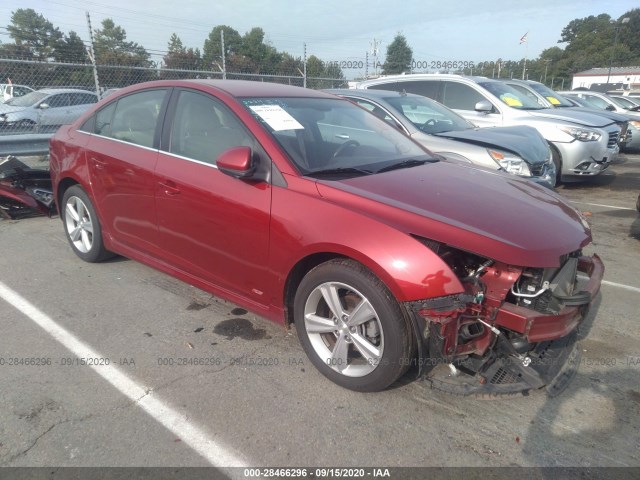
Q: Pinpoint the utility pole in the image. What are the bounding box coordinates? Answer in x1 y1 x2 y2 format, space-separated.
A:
365 51 369 79
221 30 226 80
85 12 100 98
370 38 380 76
303 43 307 88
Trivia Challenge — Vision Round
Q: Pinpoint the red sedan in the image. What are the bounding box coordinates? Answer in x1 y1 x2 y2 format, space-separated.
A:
50 80 603 396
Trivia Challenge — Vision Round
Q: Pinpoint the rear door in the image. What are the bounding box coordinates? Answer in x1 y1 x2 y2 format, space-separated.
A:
85 88 169 255
154 88 272 302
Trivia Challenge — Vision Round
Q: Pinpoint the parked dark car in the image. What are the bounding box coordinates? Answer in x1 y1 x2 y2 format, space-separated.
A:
50 80 603 396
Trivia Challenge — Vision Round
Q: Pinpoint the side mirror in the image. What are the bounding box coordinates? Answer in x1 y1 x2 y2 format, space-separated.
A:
474 100 493 113
217 146 255 179
605 104 616 111
39 103 50 110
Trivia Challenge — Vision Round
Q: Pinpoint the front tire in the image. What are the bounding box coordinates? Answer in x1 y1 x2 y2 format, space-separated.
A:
294 259 414 392
61 185 113 262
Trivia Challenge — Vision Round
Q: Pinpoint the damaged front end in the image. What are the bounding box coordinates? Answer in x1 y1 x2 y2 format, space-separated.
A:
0 155 55 219
407 241 604 397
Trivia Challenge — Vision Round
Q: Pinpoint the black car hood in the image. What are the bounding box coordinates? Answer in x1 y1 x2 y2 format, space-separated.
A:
560 106 628 123
433 125 548 165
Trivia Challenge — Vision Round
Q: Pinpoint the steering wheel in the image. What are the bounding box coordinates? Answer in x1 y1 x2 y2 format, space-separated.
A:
332 140 360 158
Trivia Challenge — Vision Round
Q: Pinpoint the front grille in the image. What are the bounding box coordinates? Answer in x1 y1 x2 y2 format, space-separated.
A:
608 131 619 149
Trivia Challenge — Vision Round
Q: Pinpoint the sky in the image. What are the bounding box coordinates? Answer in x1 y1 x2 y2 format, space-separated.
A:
0 0 637 78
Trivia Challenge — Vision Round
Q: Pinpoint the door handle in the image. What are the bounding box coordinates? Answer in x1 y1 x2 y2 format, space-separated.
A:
335 134 350 139
159 180 181 196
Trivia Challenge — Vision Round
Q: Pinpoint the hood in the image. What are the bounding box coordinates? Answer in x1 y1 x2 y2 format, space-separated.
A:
316 162 591 268
0 104 25 115
528 108 615 128
559 106 629 123
433 125 549 165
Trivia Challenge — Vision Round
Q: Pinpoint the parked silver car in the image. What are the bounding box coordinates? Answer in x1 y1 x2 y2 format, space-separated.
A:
560 90 640 151
327 88 555 188
500 79 636 151
0 88 98 133
355 74 622 182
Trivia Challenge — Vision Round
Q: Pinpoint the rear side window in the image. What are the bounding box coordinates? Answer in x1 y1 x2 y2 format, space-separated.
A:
109 89 167 148
441 82 486 110
71 93 98 105
94 102 117 135
370 80 439 100
46 94 71 108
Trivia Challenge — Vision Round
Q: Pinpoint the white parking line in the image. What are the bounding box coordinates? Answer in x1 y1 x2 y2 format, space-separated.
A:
0 281 249 469
602 280 640 294
570 201 636 211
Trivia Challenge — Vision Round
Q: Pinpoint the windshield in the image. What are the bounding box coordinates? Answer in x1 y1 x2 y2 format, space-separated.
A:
5 91 47 107
478 82 545 110
612 96 638 109
526 83 574 107
242 97 432 176
383 94 473 133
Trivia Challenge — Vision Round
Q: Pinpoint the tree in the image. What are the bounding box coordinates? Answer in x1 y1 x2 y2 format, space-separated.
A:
54 31 86 63
238 27 282 73
203 25 242 70
161 33 202 78
6 8 63 60
383 34 412 74
94 19 153 86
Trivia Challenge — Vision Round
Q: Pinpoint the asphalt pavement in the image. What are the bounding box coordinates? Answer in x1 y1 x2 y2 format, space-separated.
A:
0 153 639 472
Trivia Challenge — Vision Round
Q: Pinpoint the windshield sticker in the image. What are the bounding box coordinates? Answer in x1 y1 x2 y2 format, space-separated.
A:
500 94 523 107
249 105 304 131
546 96 561 105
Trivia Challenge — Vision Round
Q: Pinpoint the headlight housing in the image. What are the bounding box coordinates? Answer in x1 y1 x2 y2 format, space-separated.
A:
628 120 640 129
558 126 601 142
488 149 532 177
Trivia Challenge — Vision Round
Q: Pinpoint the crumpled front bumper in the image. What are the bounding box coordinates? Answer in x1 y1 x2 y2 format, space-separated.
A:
418 254 604 397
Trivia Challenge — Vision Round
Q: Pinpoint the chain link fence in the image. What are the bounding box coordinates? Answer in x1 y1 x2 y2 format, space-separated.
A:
0 57 347 137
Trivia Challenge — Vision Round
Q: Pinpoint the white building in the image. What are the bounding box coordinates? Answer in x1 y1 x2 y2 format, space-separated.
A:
571 66 640 91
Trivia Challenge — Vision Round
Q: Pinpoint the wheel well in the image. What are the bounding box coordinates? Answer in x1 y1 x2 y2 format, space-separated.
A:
283 253 346 328
57 178 79 211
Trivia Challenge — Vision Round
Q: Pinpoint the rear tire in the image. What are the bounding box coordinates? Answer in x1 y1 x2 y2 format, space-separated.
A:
294 259 414 392
61 185 113 263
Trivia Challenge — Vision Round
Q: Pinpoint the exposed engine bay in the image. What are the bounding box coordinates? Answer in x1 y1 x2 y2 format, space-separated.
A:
0 155 55 219
408 239 604 397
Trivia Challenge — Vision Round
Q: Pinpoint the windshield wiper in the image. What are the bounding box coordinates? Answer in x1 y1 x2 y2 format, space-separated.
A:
308 167 373 177
376 157 438 173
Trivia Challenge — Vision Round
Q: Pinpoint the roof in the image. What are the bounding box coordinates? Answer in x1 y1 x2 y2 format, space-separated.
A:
113 79 335 99
573 67 640 77
325 88 424 100
36 88 96 95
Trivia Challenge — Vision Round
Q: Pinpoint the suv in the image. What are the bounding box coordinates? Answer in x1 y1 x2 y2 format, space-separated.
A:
355 74 622 182
500 79 636 151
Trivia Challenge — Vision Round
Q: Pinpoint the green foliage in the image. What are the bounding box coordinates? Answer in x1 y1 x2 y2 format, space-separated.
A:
5 8 63 60
383 34 412 74
162 33 202 78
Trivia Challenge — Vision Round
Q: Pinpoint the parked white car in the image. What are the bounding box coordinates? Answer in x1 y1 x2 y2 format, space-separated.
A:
0 83 34 103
